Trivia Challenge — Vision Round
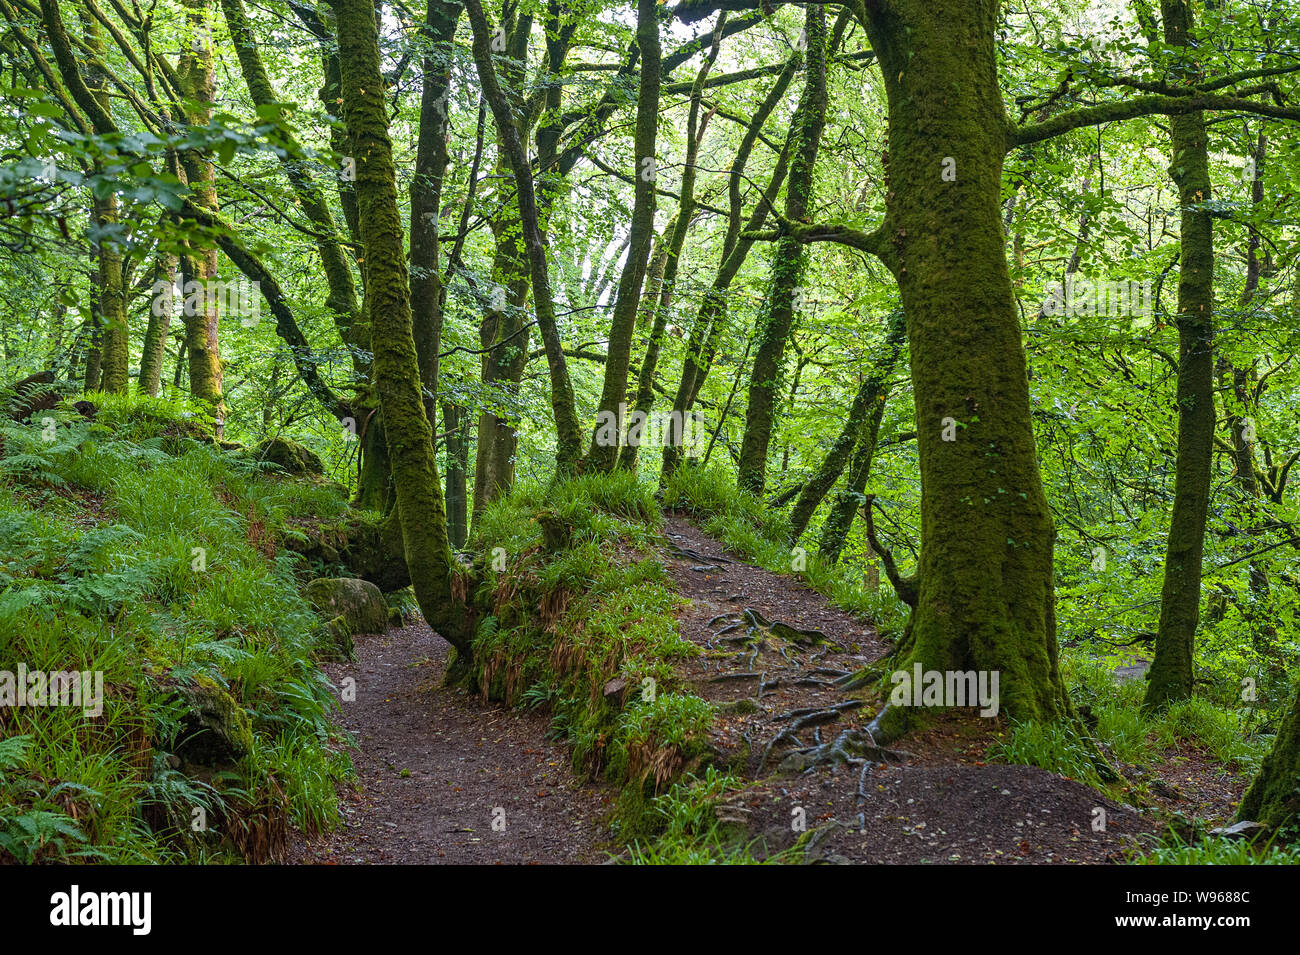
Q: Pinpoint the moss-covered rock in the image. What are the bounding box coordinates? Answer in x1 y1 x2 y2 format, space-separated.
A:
284 510 411 593
176 674 255 766
255 435 325 475
306 577 389 655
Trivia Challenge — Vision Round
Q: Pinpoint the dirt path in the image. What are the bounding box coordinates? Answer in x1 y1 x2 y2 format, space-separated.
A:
289 623 612 865
662 514 1156 864
291 517 1161 865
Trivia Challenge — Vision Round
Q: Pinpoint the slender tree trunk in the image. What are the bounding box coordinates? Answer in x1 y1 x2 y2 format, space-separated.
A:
220 0 366 354
586 0 662 471
139 253 176 396
736 5 826 495
330 0 472 665
443 400 469 548
1218 130 1272 642
1144 0 1215 712
791 309 905 541
177 0 226 434
464 0 581 472
660 56 799 482
172 337 187 390
82 310 102 392
72 7 128 392
472 242 530 523
618 222 674 471
409 0 461 428
817 311 907 563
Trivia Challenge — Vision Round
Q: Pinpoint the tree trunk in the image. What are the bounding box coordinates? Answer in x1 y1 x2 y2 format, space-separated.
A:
139 253 176 396
817 311 906 563
1238 684 1300 830
792 309 904 542
618 221 674 471
659 58 798 481
443 400 469 548
464 0 582 472
859 0 1071 729
586 0 662 471
409 0 461 428
736 5 826 495
330 0 472 664
81 312 102 392
60 5 129 394
1144 0 1215 712
471 238 531 525
177 0 226 434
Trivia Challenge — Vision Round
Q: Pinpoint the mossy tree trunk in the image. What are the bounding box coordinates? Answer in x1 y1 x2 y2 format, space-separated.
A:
858 0 1071 726
139 252 176 397
220 0 367 359
176 0 226 433
330 0 473 664
443 400 469 548
817 314 906 565
1217 130 1272 642
1238 685 1300 830
736 6 826 495
621 20 725 473
472 237 531 524
1144 0 1215 713
618 221 674 472
81 311 102 392
585 0 662 472
474 14 536 515
409 0 461 428
39 0 129 394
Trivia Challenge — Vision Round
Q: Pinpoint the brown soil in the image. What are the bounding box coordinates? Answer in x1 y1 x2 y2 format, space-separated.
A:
661 513 1161 864
288 622 614 865
290 513 1244 866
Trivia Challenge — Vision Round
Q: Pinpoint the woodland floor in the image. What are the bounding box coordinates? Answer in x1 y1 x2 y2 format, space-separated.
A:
290 515 1247 864
287 623 614 864
658 514 1158 863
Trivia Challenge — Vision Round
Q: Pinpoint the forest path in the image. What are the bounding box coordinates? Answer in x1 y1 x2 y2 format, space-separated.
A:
662 514 1156 864
288 622 613 865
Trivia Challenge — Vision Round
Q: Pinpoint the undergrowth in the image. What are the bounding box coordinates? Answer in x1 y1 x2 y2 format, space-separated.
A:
0 393 349 863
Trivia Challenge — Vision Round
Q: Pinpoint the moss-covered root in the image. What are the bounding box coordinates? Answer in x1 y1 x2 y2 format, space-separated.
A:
1238 687 1300 831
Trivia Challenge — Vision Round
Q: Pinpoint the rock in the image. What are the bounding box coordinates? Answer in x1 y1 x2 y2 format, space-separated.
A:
536 510 572 553
255 435 324 476
777 751 816 774
1151 778 1182 800
285 511 412 592
2 369 57 421
1209 820 1266 841
176 674 254 766
1112 657 1151 684
305 577 389 656
716 698 760 716
603 677 629 706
